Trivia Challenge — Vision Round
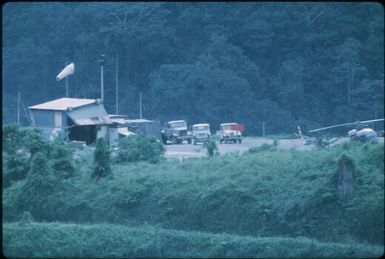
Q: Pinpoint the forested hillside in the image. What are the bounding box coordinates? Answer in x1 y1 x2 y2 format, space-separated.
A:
2 2 384 134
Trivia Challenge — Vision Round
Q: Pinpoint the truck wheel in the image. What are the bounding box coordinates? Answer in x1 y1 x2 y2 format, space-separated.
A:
162 135 168 145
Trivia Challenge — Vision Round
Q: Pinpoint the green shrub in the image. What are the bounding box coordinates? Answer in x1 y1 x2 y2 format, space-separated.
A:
3 124 48 156
13 152 59 221
116 135 165 163
92 138 111 180
3 141 383 246
3 155 30 188
204 139 219 157
247 143 277 153
2 124 26 155
48 136 75 179
24 128 47 156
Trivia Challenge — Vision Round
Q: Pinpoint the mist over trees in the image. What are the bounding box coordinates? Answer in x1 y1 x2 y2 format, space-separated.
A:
3 2 384 135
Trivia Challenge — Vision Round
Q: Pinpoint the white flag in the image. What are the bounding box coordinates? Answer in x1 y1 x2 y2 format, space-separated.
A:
56 63 75 81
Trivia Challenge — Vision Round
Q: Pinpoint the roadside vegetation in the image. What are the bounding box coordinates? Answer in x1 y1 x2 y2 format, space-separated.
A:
4 221 382 258
2 125 384 257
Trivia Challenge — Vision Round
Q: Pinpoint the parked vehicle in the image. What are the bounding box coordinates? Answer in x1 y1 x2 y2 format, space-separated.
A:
217 123 243 144
161 120 192 144
192 123 211 145
348 128 378 142
304 118 385 145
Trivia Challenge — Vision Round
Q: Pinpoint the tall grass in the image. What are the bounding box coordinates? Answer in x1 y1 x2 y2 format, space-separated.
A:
3 221 383 258
3 141 384 249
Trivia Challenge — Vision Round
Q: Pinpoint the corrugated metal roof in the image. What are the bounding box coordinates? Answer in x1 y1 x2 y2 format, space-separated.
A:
125 119 153 123
67 104 112 125
73 116 110 126
29 98 97 111
108 115 129 119
109 117 127 124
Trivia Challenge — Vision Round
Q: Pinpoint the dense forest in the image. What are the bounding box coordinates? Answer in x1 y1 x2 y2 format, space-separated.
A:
2 2 384 135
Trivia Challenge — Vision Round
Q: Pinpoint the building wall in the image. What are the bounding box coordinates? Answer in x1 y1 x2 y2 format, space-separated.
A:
31 109 55 127
127 120 161 140
30 109 67 140
30 109 68 128
144 121 161 140
109 127 119 144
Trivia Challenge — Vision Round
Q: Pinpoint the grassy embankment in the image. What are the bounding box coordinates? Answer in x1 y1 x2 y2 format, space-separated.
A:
4 221 383 258
3 141 384 257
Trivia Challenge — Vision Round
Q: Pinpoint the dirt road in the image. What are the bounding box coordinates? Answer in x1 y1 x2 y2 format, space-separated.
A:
164 137 313 159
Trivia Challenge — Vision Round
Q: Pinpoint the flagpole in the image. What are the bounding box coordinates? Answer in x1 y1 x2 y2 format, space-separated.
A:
66 76 68 97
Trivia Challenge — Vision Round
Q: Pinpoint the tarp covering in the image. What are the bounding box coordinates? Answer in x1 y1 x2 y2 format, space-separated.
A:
118 128 137 136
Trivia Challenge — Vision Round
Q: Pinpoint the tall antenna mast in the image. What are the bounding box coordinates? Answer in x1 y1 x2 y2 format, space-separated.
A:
98 55 105 101
65 61 68 97
115 52 119 115
139 92 142 119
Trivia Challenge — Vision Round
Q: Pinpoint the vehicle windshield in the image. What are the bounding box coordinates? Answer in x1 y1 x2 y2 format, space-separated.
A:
169 121 187 128
193 125 209 131
222 124 235 130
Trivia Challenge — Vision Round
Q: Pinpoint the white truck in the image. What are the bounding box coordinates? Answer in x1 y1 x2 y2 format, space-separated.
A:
217 123 243 144
192 123 211 145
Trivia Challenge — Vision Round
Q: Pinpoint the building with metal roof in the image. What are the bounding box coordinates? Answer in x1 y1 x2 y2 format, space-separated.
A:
108 115 161 140
29 98 116 144
29 98 96 111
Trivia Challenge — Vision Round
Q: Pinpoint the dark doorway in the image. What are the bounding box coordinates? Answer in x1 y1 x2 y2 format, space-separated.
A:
67 118 97 144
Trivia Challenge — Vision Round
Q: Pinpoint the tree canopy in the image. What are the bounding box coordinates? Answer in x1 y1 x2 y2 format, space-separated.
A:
2 2 384 134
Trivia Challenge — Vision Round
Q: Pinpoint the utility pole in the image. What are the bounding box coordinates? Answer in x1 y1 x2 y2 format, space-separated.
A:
262 121 265 137
139 91 142 119
17 91 20 125
115 52 119 115
98 55 105 101
347 63 351 105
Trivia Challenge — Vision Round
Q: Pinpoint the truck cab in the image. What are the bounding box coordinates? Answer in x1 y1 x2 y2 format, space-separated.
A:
217 123 243 144
192 123 211 145
161 120 192 144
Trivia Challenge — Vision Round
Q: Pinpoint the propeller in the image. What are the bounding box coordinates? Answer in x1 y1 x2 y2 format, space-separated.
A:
309 118 384 133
